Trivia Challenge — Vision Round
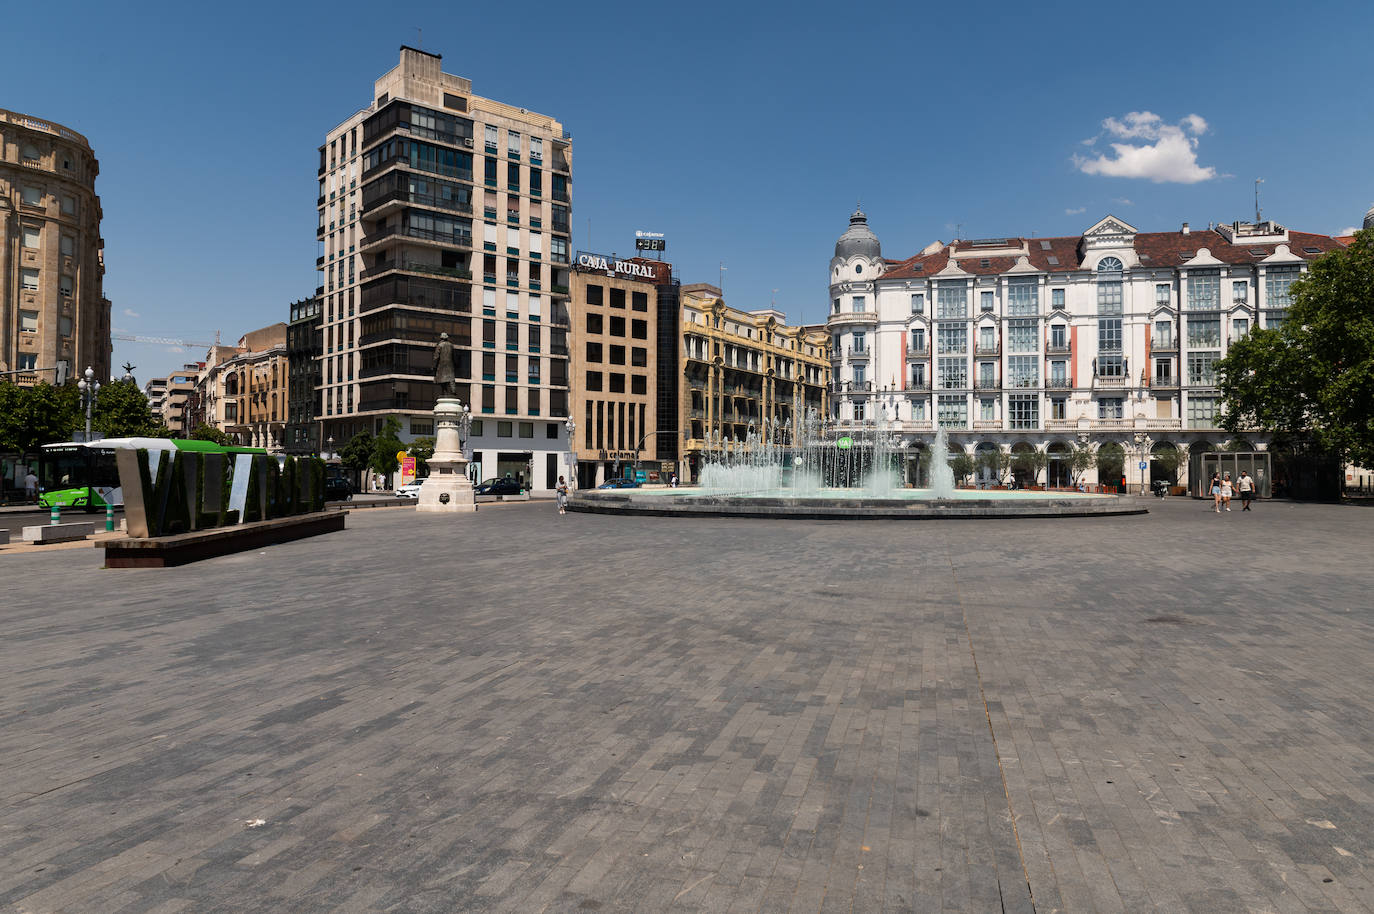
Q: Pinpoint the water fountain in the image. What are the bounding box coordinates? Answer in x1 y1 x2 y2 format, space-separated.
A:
573 409 1142 520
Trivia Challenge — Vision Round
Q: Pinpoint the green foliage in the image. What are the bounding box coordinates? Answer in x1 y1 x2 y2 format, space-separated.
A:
93 379 162 438
948 452 974 485
1069 444 1096 483
189 424 233 446
1217 229 1374 467
340 430 374 473
975 448 1012 484
408 436 435 476
0 381 80 451
1152 444 1183 476
1014 447 1050 485
369 415 405 476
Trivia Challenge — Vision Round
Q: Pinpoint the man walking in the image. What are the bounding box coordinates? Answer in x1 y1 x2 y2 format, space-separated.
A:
1238 470 1256 511
25 469 39 503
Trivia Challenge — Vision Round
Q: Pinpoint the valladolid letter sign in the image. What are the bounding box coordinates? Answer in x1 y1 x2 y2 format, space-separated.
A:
115 449 327 538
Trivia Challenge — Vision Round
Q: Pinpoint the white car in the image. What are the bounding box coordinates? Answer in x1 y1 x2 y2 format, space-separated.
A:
396 479 424 498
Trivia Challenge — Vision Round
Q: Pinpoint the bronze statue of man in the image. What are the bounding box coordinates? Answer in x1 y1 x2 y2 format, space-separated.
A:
433 332 457 398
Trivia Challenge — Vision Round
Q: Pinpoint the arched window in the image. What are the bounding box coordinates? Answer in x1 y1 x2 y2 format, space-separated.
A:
21 143 41 161
1097 256 1124 273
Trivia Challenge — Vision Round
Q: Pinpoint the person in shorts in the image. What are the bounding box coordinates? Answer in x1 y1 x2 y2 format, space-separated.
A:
555 475 569 515
1237 470 1255 510
1220 473 1234 511
1210 472 1222 512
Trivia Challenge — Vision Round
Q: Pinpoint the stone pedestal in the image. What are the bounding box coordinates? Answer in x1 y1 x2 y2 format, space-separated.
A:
417 397 477 513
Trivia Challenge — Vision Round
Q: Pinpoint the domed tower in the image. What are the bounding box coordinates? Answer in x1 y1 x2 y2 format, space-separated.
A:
1363 203 1374 231
827 208 884 426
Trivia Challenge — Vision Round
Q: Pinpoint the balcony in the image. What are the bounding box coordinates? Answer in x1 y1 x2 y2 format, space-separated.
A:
362 186 474 219
1045 377 1072 390
1151 336 1178 352
846 347 870 361
974 419 1002 429
1007 376 1041 389
906 346 930 360
1150 374 1179 388
1094 375 1128 387
361 259 472 281
974 344 1000 357
907 380 931 392
1045 343 1071 355
974 378 1000 390
360 224 472 253
827 310 878 327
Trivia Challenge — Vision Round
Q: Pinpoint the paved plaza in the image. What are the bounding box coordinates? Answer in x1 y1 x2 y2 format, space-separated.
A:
1 498 1372 913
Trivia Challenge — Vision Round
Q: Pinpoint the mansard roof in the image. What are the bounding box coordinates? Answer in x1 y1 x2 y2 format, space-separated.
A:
879 227 1346 280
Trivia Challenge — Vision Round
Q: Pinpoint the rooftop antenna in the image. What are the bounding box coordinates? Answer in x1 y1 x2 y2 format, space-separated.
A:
416 27 422 50
719 262 727 296
771 288 779 308
1255 178 1264 223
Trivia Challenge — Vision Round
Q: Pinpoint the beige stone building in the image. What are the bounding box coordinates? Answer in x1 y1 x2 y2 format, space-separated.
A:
679 284 831 482
158 363 202 434
0 109 110 386
195 324 289 451
316 46 574 493
568 255 674 487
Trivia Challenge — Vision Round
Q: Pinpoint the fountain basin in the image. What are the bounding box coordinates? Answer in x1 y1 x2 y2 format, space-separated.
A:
568 487 1145 520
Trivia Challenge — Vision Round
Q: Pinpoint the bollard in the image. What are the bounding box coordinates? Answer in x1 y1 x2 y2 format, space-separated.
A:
50 504 60 526
106 503 115 532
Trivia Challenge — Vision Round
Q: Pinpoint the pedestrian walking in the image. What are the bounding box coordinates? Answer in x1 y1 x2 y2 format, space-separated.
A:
1237 470 1255 511
25 470 39 502
1210 472 1222 512
1220 472 1234 511
555 475 569 515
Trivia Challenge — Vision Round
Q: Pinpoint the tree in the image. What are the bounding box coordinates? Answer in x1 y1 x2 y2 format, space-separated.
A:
0 381 80 451
948 452 974 486
189 424 233 446
369 416 404 479
1017 447 1050 486
408 436 435 477
1217 229 1374 467
1069 444 1096 485
340 430 374 478
976 448 1011 485
93 380 162 438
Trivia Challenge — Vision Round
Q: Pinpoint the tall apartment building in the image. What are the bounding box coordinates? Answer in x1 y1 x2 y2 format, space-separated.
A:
568 253 675 488
195 324 289 451
827 208 1348 489
679 284 831 483
0 109 110 385
143 377 168 419
285 296 322 455
317 46 574 493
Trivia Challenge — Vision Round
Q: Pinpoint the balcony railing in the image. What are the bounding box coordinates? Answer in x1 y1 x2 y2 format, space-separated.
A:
1151 336 1177 351
846 347 869 361
362 186 473 216
361 259 472 281
907 380 931 391
974 344 1000 357
1150 374 1179 388
906 346 930 360
361 224 473 249
1045 377 1072 390
974 378 1000 390
1094 375 1128 386
1045 343 1071 355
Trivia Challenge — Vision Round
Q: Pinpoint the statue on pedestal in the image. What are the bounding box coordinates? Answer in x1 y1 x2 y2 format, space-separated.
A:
433 332 458 398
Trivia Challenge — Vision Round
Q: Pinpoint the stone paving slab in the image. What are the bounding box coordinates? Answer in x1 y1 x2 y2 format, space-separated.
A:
0 498 1370 912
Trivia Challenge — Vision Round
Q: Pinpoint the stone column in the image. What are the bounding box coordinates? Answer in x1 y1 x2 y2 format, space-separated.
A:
416 397 477 513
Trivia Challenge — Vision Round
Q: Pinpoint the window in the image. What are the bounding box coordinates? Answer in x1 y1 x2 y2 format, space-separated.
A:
832 298 841 314
978 325 995 351
585 342 602 362
1007 319 1037 352
938 395 967 428
586 284 603 306
910 327 926 351
1188 352 1219 386
507 130 521 156
20 310 39 332
1188 396 1219 427
506 291 520 315
609 345 625 365
852 401 865 421
20 268 40 291
910 363 927 386
977 362 995 387
485 125 498 150
1097 354 1124 377
1098 317 1121 352
497 420 513 437
937 282 967 318
852 364 866 385
936 324 966 354
631 347 647 367
911 293 924 314
609 373 625 393
937 357 966 389
1007 277 1038 315
1232 318 1249 340
1098 397 1123 419
60 195 75 215
631 375 647 395
586 313 602 334
1050 397 1066 420
1007 355 1038 388
1155 283 1171 307
631 319 647 339
1097 279 1122 314
632 291 648 311
980 290 995 312
22 186 42 206
519 421 534 438
608 315 626 337
610 288 625 309
1049 361 1067 384
1265 265 1299 322
980 398 996 421
852 331 866 353
60 235 74 257
530 137 543 163
1187 269 1221 310
1050 324 1066 348
59 275 73 297
1051 288 1065 309
1232 280 1248 304
21 143 41 161
17 354 37 371
586 371 602 391
852 295 866 312
1153 319 1173 348
22 226 41 248
549 236 569 263
59 316 72 337
1097 256 1123 273
1009 395 1038 429
1186 317 1220 348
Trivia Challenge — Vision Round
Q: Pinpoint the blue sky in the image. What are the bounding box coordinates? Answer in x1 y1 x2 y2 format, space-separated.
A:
5 0 1371 383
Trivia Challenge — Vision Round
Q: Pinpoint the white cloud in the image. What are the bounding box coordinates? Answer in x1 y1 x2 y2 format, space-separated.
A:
1074 111 1218 184
1336 226 1359 236
167 346 185 354
122 308 140 318
1112 197 1134 206
1065 207 1086 215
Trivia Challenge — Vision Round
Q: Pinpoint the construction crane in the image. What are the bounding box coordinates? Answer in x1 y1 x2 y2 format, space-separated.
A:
112 331 221 349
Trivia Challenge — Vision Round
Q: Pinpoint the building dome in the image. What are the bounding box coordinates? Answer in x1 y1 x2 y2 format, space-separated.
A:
1364 203 1374 230
834 207 881 261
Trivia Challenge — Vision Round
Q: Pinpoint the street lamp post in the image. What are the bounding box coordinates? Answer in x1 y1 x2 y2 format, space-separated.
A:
77 367 99 442
326 436 335 460
1134 432 1153 496
564 417 576 488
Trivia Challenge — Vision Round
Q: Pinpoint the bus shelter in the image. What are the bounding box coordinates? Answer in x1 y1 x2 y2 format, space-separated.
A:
1188 451 1272 498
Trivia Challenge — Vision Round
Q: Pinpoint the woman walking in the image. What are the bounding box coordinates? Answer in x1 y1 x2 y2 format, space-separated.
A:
1210 472 1222 513
1220 472 1234 512
556 475 569 515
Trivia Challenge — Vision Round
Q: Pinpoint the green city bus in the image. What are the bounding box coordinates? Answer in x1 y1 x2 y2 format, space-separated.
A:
38 438 267 511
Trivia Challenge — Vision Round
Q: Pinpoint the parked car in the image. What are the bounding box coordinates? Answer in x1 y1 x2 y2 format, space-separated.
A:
473 477 523 496
396 479 424 498
596 478 641 489
324 477 353 500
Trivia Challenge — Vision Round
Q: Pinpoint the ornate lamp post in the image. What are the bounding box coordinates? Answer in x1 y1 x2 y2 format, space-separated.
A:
77 367 99 441
564 417 577 488
326 436 335 460
1134 432 1153 495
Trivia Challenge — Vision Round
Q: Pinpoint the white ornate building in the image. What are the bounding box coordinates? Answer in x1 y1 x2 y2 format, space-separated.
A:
827 209 1349 490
